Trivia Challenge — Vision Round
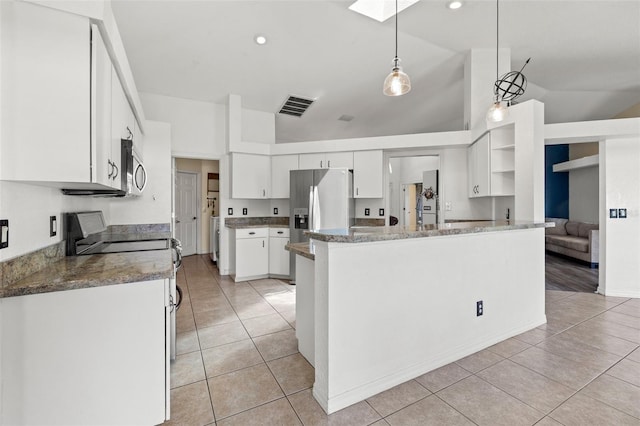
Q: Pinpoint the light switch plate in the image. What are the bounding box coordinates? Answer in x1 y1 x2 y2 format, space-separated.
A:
50 215 57 237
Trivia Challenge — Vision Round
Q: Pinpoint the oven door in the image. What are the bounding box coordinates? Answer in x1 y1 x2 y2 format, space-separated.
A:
132 152 147 196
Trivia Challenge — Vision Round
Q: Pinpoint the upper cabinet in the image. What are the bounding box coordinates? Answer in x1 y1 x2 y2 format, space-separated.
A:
0 1 91 183
271 155 299 199
353 150 383 198
231 153 271 199
468 126 515 198
298 152 353 169
0 1 142 188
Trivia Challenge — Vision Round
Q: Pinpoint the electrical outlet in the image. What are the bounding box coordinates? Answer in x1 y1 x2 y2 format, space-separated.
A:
50 215 57 237
0 219 8 249
445 202 452 211
379 208 385 216
273 207 278 215
364 208 370 216
619 208 627 218
476 300 483 317
228 208 233 216
242 208 248 215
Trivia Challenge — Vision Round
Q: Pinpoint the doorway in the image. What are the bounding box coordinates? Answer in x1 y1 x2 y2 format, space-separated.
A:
388 155 441 226
175 171 198 256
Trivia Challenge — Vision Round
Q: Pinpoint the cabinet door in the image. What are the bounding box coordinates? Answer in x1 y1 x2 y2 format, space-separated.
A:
468 133 490 198
231 153 271 199
353 150 383 198
236 237 269 279
269 237 290 276
326 152 354 169
475 135 490 197
271 155 299 198
299 153 325 169
91 25 113 187
0 1 90 182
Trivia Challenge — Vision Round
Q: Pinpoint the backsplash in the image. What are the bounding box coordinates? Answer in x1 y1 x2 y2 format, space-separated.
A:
0 241 65 289
224 217 289 227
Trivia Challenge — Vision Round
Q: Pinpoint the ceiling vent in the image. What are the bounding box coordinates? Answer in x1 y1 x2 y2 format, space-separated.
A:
278 95 315 117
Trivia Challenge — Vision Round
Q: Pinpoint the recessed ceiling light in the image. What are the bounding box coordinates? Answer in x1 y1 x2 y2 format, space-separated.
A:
254 35 267 45
349 0 420 22
447 1 462 9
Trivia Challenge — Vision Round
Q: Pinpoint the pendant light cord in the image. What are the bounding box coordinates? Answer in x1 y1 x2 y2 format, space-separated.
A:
395 0 399 65
495 0 499 97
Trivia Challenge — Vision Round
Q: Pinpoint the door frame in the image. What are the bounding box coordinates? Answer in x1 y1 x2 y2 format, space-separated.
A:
174 170 201 255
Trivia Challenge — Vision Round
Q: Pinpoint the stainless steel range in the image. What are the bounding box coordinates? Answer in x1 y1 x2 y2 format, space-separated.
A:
64 211 183 360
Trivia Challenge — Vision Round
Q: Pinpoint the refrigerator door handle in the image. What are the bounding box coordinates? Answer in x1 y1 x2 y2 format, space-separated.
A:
312 186 321 231
308 186 314 231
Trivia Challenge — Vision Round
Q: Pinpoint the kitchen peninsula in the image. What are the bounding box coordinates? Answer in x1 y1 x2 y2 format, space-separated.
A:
287 221 549 414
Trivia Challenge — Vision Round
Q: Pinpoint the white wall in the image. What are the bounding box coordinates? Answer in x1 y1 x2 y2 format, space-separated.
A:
569 167 599 223
140 93 225 159
600 137 640 298
242 109 275 144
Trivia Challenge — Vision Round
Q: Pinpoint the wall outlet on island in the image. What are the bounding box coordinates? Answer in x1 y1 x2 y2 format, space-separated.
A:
476 300 483 317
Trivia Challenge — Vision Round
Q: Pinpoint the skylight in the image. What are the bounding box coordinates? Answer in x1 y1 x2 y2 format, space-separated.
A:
349 0 421 22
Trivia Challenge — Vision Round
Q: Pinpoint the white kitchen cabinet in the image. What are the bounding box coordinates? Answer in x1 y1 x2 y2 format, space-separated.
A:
299 152 354 169
353 150 383 198
92 25 118 189
468 127 515 198
2 279 169 425
468 132 490 197
233 228 269 281
0 1 91 183
231 153 271 199
271 155 299 198
269 228 290 277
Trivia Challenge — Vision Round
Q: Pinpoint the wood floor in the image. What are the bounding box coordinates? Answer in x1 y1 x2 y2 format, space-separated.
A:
545 252 599 293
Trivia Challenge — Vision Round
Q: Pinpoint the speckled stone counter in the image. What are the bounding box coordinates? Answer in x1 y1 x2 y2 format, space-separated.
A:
2 250 173 298
306 221 550 243
225 217 289 229
286 242 315 261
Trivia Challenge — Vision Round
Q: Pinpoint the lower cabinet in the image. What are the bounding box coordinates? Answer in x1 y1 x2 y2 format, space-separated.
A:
269 228 290 277
233 228 269 282
1 279 169 425
232 227 290 282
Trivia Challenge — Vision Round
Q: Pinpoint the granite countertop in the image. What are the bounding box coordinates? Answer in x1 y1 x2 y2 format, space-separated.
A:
2 250 173 298
285 242 315 260
224 217 289 229
305 221 551 243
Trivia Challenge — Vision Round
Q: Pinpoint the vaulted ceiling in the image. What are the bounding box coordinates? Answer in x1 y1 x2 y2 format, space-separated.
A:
111 0 640 143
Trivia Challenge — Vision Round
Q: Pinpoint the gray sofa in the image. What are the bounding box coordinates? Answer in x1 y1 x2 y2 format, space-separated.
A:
545 218 599 267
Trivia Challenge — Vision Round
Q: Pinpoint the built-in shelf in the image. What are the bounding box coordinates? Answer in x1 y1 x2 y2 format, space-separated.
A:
492 169 515 173
553 154 599 172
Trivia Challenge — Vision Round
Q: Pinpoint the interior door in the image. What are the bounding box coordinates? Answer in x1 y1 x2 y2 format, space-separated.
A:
402 184 417 227
175 171 198 256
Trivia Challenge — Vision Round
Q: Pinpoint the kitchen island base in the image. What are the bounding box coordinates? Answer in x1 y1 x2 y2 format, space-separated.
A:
307 226 546 414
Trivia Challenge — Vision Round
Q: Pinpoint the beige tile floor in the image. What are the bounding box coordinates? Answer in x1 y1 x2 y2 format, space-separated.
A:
165 255 640 426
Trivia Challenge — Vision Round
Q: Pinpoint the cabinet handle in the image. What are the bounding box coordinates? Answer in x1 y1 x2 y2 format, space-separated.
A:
249 231 256 235
320 160 323 168
262 240 265 248
126 126 133 140
107 160 113 178
112 162 119 180
328 160 331 168
356 187 359 196
277 231 283 234
263 189 266 197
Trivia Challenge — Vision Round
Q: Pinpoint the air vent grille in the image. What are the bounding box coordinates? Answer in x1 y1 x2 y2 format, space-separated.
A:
279 95 315 117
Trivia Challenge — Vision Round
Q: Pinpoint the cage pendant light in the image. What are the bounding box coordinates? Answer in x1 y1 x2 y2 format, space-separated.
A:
383 0 411 96
487 0 508 122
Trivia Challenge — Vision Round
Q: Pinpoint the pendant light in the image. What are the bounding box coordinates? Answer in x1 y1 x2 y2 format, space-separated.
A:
383 0 411 96
486 0 508 123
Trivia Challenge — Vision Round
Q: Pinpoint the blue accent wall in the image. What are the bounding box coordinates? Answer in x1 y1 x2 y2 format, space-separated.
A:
545 145 569 218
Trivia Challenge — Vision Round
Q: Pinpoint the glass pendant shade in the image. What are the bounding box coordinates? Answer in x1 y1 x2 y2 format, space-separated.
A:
383 61 411 96
486 100 509 123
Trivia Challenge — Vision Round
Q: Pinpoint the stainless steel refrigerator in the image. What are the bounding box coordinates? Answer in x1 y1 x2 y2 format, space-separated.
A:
289 168 355 282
